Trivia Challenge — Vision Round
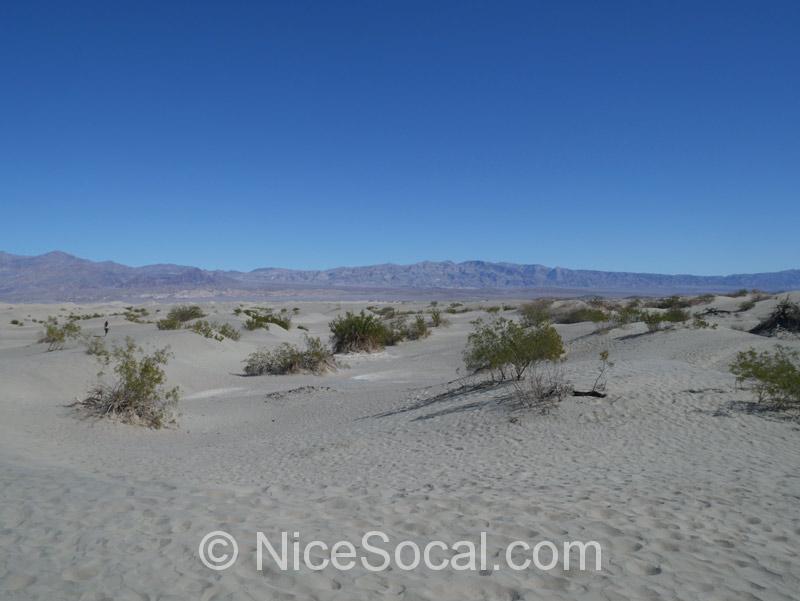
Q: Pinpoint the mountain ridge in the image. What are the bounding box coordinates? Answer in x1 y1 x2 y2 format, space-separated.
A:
1 250 799 302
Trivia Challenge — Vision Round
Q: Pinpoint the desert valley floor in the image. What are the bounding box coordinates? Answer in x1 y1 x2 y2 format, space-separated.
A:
1 294 799 600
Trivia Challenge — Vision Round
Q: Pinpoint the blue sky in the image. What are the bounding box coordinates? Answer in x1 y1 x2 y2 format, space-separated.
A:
1 1 798 274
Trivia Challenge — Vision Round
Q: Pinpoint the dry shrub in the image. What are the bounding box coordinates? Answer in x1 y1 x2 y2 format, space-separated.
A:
244 336 335 375
72 337 179 428
511 362 572 411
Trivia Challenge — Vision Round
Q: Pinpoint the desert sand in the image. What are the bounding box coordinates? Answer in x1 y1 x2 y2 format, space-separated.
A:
1 294 799 600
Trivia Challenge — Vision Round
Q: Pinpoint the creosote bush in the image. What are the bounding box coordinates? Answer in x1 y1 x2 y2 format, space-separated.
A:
511 361 571 410
243 336 335 375
187 320 241 341
73 337 179 428
329 311 391 353
554 307 608 324
518 300 552 327
730 346 800 409
156 305 206 330
39 317 82 351
463 317 564 381
241 307 291 330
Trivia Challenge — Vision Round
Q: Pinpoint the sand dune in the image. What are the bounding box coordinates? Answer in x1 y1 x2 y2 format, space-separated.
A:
1 295 799 600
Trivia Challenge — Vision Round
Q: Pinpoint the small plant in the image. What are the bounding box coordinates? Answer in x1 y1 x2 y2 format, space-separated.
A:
641 311 663 332
554 307 608 324
518 300 552 327
297 324 309 331
156 305 206 330
72 337 179 428
83 336 109 357
662 307 690 323
39 318 82 351
730 346 800 409
407 315 429 340
241 307 291 330
738 300 756 312
691 315 717 329
485 306 501 314
591 350 613 394
243 336 335 376
329 311 392 353
10 319 22 326
429 308 449 328
123 307 150 323
730 288 750 298
187 320 241 341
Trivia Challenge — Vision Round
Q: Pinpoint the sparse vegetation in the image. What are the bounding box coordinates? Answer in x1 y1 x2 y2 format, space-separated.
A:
554 307 608 324
39 318 82 351
750 298 800 337
156 305 206 330
329 311 391 353
243 336 335 375
241 307 292 331
187 320 241 341
72 337 179 428
10 319 22 326
83 336 109 357
511 362 571 410
518 300 552 327
730 346 800 409
463 317 564 381
124 307 150 323
738 300 756 312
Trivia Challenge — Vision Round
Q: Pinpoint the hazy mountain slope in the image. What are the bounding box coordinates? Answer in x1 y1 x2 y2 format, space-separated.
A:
1 251 799 301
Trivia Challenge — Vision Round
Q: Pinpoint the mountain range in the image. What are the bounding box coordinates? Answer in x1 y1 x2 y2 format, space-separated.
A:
1 250 799 302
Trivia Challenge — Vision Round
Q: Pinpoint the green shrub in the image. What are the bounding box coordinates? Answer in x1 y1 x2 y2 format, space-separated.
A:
10 319 22 326
430 308 448 327
124 307 150 323
241 307 291 330
662 307 690 323
39 318 82 351
156 305 205 329
750 297 800 336
329 311 391 353
554 307 608 324
463 317 564 381
730 346 800 409
83 336 109 357
730 289 750 298
243 336 335 375
738 300 756 312
187 320 241 341
73 337 179 428
641 311 663 332
485 306 501 314
518 300 552 327
407 315 429 340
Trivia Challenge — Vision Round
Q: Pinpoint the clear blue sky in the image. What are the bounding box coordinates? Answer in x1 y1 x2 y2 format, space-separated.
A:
1 1 798 274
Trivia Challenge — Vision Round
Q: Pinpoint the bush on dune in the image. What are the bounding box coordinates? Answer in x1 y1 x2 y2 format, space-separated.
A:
39 317 82 351
243 336 335 375
329 311 392 353
156 305 206 330
730 346 800 409
72 337 179 428
463 317 564 381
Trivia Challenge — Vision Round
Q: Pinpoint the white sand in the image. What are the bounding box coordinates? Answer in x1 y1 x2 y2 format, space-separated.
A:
1 295 799 600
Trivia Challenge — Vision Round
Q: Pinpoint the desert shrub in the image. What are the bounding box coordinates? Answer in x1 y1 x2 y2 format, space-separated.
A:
750 297 800 337
730 289 750 297
243 336 335 375
614 304 641 326
168 305 205 321
511 362 571 410
297 324 309 331
83 336 109 357
641 311 663 332
124 307 149 323
329 311 391 353
662 307 691 323
691 315 717 329
39 318 82 351
518 300 552 327
463 317 564 381
407 315 429 340
73 337 179 428
693 293 716 304
10 319 22 326
657 295 691 309
554 307 608 324
730 346 800 409
738 300 756 312
241 307 291 330
430 308 444 327
485 306 501 314
370 306 396 319
187 320 240 341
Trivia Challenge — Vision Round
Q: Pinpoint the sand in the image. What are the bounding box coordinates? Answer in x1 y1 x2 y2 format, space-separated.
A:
1 295 799 600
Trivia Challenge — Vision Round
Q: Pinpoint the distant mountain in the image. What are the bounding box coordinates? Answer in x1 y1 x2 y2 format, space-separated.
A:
1 250 799 302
